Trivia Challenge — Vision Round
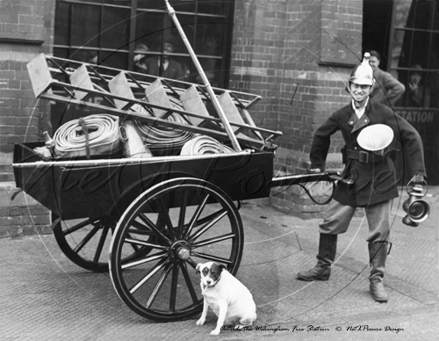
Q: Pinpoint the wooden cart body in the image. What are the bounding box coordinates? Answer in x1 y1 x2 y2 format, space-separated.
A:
14 143 274 220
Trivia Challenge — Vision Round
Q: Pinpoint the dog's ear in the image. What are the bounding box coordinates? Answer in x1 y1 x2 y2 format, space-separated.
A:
213 263 226 273
195 263 201 274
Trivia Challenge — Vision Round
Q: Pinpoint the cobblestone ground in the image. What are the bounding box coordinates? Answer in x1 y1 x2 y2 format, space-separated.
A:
0 187 438 341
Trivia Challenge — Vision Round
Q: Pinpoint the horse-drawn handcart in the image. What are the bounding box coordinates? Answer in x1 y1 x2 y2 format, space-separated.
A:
11 1 337 322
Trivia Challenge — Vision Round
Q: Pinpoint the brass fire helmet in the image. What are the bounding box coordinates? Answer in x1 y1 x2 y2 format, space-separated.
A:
348 52 375 86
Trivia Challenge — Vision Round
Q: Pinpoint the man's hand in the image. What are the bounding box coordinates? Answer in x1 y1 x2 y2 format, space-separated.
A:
410 175 425 184
309 168 322 173
409 82 419 93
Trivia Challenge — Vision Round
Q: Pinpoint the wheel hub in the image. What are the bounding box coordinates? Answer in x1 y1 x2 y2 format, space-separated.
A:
170 240 191 261
177 248 190 260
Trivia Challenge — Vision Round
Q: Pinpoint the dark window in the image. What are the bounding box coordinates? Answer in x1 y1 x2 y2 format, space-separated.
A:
54 0 235 88
389 0 439 108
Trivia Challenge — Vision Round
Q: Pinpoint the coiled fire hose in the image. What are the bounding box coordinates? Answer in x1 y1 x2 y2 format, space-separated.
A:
132 98 194 152
53 114 121 158
180 135 234 156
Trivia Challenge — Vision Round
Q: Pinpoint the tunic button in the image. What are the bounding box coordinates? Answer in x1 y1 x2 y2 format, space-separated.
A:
350 121 353 124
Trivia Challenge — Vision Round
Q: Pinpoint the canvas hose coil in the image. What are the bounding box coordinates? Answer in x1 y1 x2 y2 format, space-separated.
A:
132 97 194 152
180 135 234 155
53 114 121 157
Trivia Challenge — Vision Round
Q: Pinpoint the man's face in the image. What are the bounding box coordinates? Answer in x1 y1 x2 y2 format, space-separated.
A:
134 45 149 63
409 72 421 85
369 56 380 71
349 83 372 103
163 42 174 54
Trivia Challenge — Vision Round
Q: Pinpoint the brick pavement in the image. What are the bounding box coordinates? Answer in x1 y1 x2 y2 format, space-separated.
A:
0 187 438 340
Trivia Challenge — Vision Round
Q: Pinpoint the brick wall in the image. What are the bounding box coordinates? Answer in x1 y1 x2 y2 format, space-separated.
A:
0 0 55 237
0 183 51 238
230 0 363 218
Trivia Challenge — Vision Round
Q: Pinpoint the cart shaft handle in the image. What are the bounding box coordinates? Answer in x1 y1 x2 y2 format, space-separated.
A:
269 172 339 188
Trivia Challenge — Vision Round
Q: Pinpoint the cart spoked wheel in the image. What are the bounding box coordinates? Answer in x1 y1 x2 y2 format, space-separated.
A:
53 213 156 273
109 177 244 321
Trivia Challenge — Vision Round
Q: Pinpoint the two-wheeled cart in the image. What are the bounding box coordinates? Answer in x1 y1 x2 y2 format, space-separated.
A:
12 1 337 322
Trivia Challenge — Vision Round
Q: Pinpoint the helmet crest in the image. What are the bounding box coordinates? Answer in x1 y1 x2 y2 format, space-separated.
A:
349 52 374 86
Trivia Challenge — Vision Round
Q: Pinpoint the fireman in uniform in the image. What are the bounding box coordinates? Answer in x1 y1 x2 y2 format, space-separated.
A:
297 53 427 302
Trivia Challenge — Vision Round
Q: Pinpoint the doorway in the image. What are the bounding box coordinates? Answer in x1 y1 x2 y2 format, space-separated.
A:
363 0 394 70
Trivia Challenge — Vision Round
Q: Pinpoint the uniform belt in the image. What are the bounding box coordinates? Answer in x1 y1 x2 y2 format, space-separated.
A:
345 148 388 163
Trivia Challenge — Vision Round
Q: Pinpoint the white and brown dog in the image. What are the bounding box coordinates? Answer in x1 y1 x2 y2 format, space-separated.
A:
195 262 257 336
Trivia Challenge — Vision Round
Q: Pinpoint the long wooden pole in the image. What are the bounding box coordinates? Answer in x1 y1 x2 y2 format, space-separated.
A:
12 151 252 168
164 0 242 152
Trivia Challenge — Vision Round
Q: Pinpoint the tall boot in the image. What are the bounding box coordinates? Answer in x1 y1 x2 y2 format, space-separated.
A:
369 241 391 302
297 233 337 281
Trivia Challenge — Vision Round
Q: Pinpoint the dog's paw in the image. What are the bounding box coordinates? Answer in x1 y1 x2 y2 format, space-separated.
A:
196 318 205 326
210 329 220 336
